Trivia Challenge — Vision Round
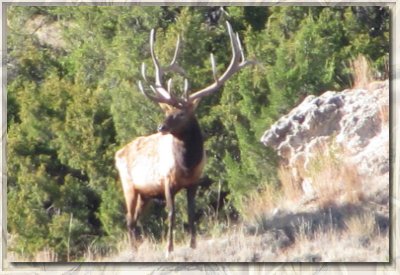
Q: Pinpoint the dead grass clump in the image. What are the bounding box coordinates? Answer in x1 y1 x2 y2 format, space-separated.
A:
278 165 303 201
281 221 388 262
344 212 376 239
378 103 389 126
242 182 283 221
294 218 315 244
305 142 363 207
252 140 365 213
350 55 373 89
341 165 365 204
8 246 58 262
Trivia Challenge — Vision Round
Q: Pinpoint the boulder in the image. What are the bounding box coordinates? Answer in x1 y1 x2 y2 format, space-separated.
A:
260 80 389 196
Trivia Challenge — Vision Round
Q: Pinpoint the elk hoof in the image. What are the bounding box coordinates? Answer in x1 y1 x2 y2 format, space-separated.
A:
165 244 174 259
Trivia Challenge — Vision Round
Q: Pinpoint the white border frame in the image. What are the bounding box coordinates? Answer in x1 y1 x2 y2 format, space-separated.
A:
1 1 398 273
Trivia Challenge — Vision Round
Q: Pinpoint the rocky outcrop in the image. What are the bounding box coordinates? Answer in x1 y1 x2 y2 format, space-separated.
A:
261 80 389 198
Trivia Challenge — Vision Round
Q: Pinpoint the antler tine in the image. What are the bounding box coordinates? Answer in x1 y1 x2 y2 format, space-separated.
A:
167 78 173 93
138 80 146 96
235 30 257 68
170 35 180 66
188 21 255 102
138 80 160 102
236 32 246 63
164 34 187 76
138 80 159 102
226 21 240 63
141 62 148 82
184 78 189 101
210 53 218 82
138 28 187 108
138 80 179 105
138 22 254 108
149 29 167 94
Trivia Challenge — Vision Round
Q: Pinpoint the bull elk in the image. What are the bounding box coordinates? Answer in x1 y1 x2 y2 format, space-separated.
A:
115 21 254 257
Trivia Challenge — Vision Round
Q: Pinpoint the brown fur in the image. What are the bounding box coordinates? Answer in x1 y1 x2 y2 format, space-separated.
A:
116 21 252 257
116 132 205 197
115 108 205 256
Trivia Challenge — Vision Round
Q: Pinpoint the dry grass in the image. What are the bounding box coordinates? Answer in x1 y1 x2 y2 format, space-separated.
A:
266 140 364 211
379 102 389 126
82 234 133 262
348 54 389 90
301 142 363 207
344 212 376 239
100 209 389 262
280 222 388 262
242 182 283 221
9 199 388 262
278 165 303 202
341 165 365 204
350 55 374 89
8 247 58 262
244 139 365 218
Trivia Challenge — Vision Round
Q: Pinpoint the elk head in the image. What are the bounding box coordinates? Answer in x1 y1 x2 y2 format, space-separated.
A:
137 21 256 121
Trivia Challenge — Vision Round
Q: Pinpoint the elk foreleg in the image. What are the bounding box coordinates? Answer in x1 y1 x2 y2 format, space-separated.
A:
187 185 197 249
165 184 175 256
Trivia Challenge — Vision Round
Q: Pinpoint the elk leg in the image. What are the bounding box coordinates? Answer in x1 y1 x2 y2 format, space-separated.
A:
125 188 139 249
165 185 175 256
132 195 145 240
187 185 197 249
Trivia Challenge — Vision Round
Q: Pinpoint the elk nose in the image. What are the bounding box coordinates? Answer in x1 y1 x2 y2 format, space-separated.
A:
158 124 168 133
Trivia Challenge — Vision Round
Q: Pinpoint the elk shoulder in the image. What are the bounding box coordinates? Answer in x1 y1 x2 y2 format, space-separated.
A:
115 132 205 197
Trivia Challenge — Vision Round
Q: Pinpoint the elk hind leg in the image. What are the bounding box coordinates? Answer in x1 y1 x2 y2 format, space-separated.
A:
132 194 146 241
125 188 139 249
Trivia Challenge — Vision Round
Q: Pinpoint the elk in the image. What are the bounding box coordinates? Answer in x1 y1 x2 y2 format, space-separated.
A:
115 21 254 257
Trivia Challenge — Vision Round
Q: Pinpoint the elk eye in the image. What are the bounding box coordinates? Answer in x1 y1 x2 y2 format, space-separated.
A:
174 113 184 119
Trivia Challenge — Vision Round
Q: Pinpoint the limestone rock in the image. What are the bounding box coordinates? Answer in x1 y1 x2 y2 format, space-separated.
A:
260 80 389 196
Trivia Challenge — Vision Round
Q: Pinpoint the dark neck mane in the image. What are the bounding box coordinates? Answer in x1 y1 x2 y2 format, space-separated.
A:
172 117 204 171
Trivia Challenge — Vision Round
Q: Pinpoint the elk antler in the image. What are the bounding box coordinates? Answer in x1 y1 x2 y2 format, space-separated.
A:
188 21 256 102
138 21 255 109
138 29 186 108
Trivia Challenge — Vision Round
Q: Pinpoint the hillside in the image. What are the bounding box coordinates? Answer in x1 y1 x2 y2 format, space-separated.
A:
95 80 389 262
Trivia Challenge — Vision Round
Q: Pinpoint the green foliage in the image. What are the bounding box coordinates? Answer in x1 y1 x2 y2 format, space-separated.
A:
7 6 389 260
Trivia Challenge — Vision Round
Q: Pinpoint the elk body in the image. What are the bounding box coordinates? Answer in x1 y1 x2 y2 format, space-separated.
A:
115 22 254 256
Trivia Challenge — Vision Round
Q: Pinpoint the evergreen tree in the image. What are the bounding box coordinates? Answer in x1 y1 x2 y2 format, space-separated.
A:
7 6 389 260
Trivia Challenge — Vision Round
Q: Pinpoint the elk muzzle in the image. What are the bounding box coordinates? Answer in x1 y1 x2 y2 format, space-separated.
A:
158 123 169 134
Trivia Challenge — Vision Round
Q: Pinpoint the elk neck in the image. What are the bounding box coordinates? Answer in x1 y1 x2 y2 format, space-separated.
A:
172 116 204 172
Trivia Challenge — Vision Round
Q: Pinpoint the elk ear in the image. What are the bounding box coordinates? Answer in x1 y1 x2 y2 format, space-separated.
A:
159 103 174 114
